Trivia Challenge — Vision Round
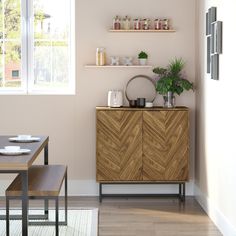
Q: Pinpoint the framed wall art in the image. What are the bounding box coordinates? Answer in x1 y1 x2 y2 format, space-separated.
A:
206 7 223 80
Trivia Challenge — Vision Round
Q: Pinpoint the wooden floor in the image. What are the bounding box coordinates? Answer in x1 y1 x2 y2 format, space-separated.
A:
0 196 222 236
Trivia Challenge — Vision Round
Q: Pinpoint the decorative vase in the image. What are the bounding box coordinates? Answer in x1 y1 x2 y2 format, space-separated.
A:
163 91 175 108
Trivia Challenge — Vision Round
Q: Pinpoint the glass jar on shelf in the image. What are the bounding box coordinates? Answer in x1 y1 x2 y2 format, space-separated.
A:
133 18 141 30
162 19 170 30
142 18 150 30
113 16 121 30
99 47 106 66
96 48 100 66
154 19 161 30
96 47 106 66
123 15 131 30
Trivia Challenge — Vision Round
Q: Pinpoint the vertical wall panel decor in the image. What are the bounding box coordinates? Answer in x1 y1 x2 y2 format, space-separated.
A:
206 7 223 80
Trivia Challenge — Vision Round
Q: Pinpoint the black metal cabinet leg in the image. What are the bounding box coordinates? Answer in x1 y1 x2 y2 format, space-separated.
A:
21 171 29 236
98 182 185 202
178 183 186 202
183 183 186 202
99 183 102 203
179 184 182 199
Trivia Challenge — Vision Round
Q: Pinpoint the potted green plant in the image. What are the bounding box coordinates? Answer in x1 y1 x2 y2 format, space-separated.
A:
138 51 148 65
153 58 194 107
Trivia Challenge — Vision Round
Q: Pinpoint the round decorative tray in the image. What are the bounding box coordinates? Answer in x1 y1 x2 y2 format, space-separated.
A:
125 75 157 106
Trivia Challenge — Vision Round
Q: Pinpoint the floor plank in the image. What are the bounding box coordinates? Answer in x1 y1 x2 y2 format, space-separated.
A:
0 196 222 236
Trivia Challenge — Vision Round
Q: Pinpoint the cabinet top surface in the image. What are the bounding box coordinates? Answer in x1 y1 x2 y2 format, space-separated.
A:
96 106 189 111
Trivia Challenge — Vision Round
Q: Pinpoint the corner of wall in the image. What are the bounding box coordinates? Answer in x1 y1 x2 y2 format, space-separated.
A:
194 184 236 236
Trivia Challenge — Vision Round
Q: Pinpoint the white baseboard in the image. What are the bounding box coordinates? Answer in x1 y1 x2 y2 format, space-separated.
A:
0 179 194 196
195 185 236 236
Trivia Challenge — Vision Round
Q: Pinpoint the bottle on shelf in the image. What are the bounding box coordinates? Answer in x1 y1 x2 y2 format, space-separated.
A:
142 18 150 30
162 19 170 30
154 19 161 30
113 16 121 30
99 48 106 66
96 48 106 66
133 18 141 30
96 48 100 66
123 15 131 30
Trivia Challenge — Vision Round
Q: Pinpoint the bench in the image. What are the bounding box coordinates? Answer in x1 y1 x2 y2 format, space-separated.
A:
5 165 67 236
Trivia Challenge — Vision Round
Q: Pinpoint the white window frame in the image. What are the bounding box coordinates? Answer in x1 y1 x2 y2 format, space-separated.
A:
0 0 75 95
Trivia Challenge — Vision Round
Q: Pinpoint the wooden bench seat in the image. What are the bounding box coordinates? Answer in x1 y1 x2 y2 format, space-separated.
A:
6 165 67 197
6 165 67 236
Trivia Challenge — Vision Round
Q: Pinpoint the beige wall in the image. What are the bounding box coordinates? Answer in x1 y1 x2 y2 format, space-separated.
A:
195 0 236 235
0 0 196 195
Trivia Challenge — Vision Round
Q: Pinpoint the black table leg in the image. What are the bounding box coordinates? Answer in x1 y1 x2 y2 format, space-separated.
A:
6 197 9 236
65 169 68 225
55 197 59 236
44 144 49 218
44 143 48 165
21 171 29 236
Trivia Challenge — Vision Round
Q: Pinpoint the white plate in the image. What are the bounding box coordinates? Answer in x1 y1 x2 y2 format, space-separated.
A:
4 146 21 151
8 137 41 143
0 149 31 156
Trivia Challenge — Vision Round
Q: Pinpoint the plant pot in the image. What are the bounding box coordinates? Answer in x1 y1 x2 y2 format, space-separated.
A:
139 58 147 65
163 91 175 108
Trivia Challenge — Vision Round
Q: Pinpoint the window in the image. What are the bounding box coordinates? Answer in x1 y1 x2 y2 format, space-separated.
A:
0 0 75 94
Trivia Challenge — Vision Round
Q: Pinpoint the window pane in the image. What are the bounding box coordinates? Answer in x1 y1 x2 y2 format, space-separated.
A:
34 0 69 40
4 41 21 87
0 43 3 86
0 1 3 39
0 0 22 89
4 0 21 39
34 41 69 89
32 0 72 92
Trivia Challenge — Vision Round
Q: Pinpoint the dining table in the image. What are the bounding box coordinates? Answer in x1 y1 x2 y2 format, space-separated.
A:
0 135 49 236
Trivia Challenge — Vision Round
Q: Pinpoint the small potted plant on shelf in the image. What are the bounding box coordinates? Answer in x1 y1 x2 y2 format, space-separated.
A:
138 51 148 65
153 58 194 108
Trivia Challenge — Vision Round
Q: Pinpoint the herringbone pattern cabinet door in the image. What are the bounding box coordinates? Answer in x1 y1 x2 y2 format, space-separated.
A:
97 111 142 181
143 111 189 181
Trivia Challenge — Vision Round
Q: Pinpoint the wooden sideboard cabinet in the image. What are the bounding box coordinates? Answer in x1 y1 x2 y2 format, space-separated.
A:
96 106 189 201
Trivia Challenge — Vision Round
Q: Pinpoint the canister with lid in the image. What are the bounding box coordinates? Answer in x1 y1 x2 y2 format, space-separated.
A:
96 48 100 66
123 15 131 30
113 16 121 30
162 19 169 30
96 48 106 66
133 18 141 30
154 19 161 30
99 48 106 66
142 18 150 30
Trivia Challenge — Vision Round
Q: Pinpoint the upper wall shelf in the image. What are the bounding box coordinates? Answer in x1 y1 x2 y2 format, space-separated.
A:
108 29 176 33
84 65 152 68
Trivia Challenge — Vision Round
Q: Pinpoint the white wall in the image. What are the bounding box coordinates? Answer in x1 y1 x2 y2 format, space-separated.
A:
0 0 196 196
195 0 236 235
